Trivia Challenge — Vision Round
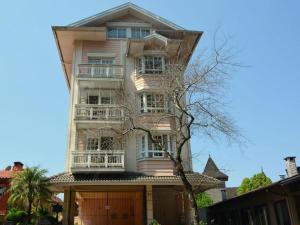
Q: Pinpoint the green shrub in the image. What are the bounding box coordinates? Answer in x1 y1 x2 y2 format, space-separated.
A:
149 219 161 225
6 208 27 222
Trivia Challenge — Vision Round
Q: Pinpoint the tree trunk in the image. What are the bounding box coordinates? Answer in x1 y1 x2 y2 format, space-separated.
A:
176 163 200 225
27 200 32 225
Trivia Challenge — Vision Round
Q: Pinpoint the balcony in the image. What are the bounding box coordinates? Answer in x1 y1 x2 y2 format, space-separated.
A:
75 105 124 125
71 150 125 173
76 64 124 89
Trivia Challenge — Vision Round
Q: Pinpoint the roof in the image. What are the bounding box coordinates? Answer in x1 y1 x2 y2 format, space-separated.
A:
49 172 220 191
69 2 184 30
0 170 16 179
203 156 228 181
210 173 300 207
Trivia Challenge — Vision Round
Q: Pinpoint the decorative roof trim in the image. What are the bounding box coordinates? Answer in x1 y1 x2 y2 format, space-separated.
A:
68 2 184 30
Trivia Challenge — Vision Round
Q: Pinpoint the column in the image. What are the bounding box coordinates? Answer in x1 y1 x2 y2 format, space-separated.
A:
63 189 75 225
146 185 153 225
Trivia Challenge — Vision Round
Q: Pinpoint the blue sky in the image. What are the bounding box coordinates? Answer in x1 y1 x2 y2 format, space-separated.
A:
0 0 299 187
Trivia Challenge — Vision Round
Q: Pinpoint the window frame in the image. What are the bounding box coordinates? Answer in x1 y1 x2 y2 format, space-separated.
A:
139 93 167 113
274 200 291 225
137 56 166 75
139 133 174 159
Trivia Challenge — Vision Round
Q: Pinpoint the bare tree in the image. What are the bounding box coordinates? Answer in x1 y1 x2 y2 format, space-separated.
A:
123 36 242 225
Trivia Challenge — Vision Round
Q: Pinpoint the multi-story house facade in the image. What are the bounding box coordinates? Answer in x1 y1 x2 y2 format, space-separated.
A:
50 3 218 225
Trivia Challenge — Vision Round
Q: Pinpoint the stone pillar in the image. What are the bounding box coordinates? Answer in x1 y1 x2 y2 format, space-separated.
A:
63 189 75 225
146 185 153 225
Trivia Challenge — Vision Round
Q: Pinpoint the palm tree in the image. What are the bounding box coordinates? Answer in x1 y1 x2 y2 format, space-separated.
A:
8 166 51 224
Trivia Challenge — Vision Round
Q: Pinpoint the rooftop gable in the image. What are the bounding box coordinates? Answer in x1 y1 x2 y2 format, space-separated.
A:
69 2 184 30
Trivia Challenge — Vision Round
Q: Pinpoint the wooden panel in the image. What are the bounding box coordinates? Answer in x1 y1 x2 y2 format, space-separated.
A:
153 187 182 225
137 159 174 176
82 40 121 64
136 115 176 131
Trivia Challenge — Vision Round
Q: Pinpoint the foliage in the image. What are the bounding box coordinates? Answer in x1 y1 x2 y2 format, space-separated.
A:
196 192 213 208
5 208 27 222
8 166 52 223
237 172 272 195
149 219 161 225
199 221 207 225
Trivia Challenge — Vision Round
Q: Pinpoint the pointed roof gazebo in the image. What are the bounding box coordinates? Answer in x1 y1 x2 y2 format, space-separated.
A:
203 156 228 182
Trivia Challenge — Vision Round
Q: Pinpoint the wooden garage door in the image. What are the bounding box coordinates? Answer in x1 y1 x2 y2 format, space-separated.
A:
78 191 143 225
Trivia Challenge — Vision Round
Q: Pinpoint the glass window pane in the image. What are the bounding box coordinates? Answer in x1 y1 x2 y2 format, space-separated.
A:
88 96 98 104
87 138 99 150
100 137 113 150
118 28 127 38
274 200 291 225
132 27 140 39
107 28 117 38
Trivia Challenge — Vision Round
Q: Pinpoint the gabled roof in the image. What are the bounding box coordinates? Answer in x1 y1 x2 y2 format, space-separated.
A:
69 2 184 30
203 156 228 181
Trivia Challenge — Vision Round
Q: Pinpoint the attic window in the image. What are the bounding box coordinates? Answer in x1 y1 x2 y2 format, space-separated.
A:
107 27 127 38
131 27 150 39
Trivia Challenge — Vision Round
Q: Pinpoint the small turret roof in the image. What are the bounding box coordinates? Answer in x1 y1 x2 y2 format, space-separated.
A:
203 156 228 181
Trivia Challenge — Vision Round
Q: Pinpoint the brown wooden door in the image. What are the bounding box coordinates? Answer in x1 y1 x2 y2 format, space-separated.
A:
78 191 143 225
108 192 134 225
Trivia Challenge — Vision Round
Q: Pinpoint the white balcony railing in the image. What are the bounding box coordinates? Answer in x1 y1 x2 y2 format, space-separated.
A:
75 105 124 121
71 150 125 170
77 64 124 79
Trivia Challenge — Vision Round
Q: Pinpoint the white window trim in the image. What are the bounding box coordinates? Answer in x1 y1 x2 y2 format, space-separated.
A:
139 93 167 113
139 133 174 159
87 53 116 58
137 55 165 74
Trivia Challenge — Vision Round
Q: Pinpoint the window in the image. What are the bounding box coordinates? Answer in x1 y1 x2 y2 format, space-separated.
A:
140 136 146 158
274 200 291 225
88 96 98 104
132 27 150 39
148 135 165 157
140 93 165 113
101 96 111 104
137 56 165 74
100 137 113 150
87 57 114 77
139 134 170 158
0 186 6 199
255 205 270 225
87 138 99 150
107 27 127 38
85 89 115 105
241 208 254 225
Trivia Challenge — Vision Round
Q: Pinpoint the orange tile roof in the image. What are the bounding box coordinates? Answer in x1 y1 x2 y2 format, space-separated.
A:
0 170 16 179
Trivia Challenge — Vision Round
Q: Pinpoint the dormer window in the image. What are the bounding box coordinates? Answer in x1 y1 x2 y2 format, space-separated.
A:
107 26 151 39
137 56 166 74
107 27 127 38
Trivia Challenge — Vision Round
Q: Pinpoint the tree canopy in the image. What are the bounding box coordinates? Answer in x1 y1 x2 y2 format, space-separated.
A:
237 171 272 195
8 166 51 223
196 192 213 208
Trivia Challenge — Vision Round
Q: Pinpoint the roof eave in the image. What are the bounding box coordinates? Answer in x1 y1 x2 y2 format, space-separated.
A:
52 26 71 90
68 2 184 30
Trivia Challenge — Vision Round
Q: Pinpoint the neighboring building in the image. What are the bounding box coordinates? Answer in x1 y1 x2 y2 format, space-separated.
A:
203 156 237 203
49 3 219 225
0 162 24 222
207 157 300 225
